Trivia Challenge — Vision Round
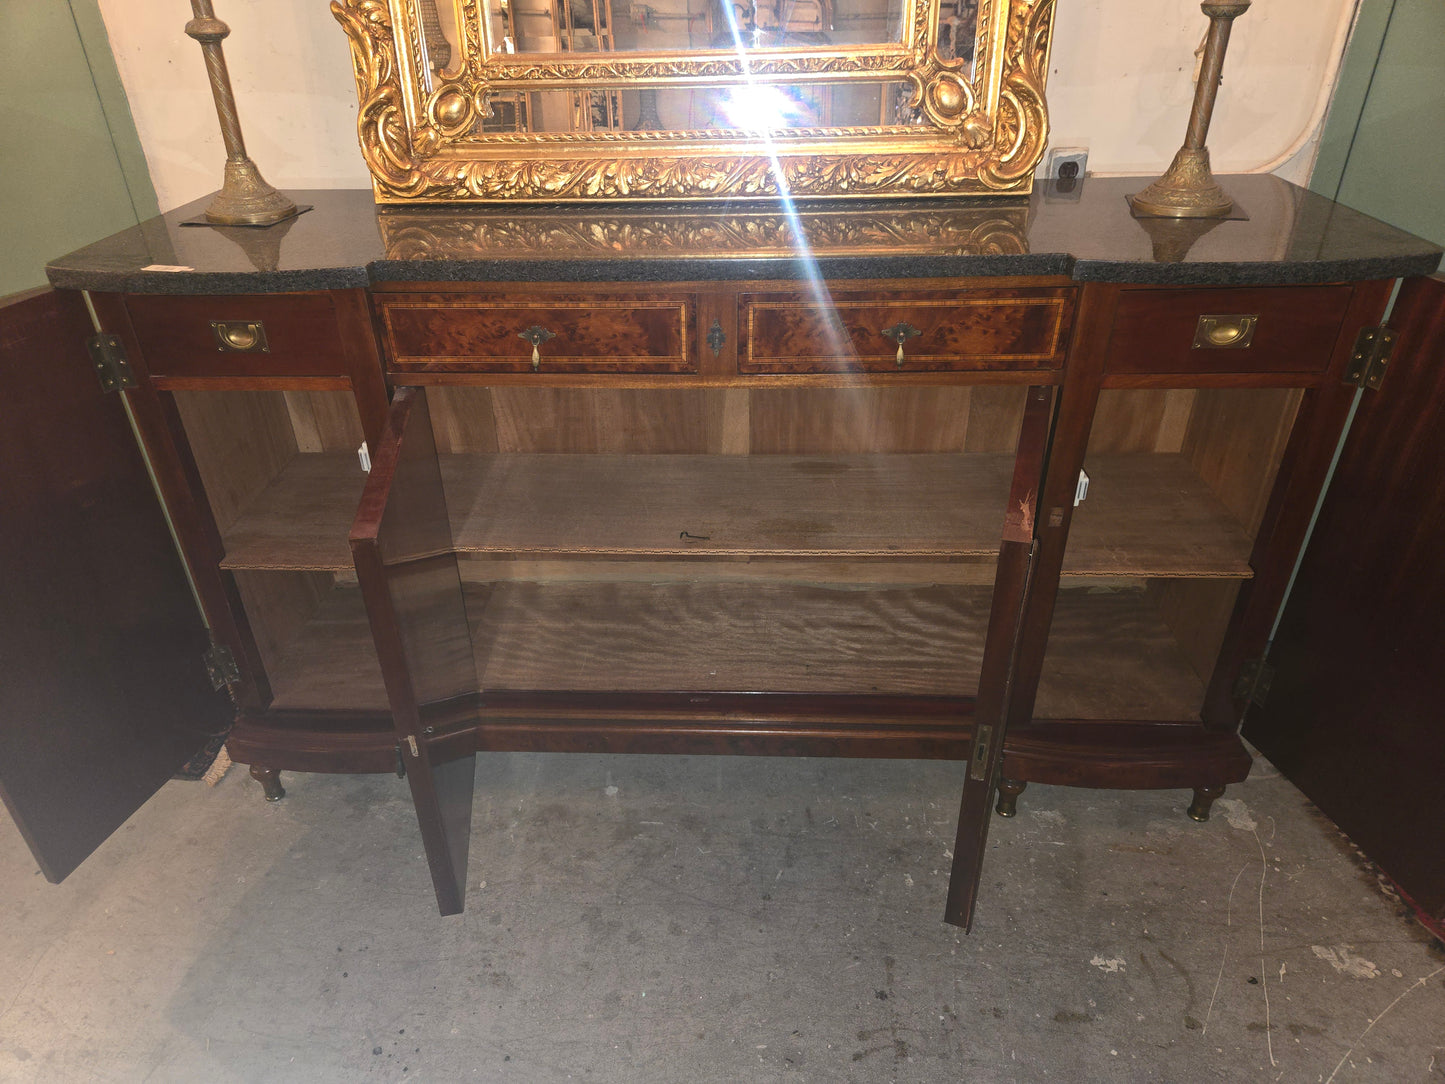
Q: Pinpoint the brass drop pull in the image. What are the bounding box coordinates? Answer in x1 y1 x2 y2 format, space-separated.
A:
1193 314 1258 349
881 322 922 368
211 320 269 352
518 325 556 370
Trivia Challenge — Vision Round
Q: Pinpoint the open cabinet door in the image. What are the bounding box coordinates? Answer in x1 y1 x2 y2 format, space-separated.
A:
0 288 233 882
944 386 1051 929
351 386 480 915
1244 274 1445 933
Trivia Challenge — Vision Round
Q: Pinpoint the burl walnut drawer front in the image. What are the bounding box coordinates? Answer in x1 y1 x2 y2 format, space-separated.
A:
739 287 1073 375
123 293 347 378
377 294 697 375
1106 284 1355 376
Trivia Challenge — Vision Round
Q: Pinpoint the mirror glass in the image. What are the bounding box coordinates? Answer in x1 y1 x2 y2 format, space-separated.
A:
465 81 922 134
420 0 978 59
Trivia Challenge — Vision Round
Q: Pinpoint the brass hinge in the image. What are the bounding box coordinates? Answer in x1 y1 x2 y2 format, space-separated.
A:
1234 657 1275 708
969 724 994 782
203 641 241 690
85 333 136 393
1343 325 1396 391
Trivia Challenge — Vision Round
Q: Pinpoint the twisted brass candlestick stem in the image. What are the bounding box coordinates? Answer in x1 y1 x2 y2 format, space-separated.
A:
186 0 297 226
1129 0 1251 219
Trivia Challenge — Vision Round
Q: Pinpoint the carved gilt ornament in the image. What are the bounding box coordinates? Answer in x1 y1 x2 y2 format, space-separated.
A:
332 0 1056 202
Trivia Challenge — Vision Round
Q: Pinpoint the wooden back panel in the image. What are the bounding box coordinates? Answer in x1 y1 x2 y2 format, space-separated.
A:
424 386 1030 456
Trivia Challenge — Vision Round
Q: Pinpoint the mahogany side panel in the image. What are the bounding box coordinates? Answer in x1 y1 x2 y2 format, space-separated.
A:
1244 274 1445 926
0 288 232 882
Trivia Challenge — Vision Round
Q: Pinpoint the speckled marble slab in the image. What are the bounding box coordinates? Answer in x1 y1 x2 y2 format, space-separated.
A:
47 175 1440 295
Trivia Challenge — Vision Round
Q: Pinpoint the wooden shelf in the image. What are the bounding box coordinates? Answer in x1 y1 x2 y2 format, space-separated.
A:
221 452 1015 570
266 583 388 712
262 580 995 707
263 579 1210 723
1035 586 1207 722
220 453 365 571
1062 454 1256 578
469 581 992 695
221 451 1255 581
443 453 1013 558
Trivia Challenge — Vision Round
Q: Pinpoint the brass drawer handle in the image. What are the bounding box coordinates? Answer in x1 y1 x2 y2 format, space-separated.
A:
1193 314 1258 349
518 325 556 371
211 320 269 352
881 322 922 367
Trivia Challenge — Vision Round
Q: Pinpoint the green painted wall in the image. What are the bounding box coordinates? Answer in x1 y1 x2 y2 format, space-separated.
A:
1310 0 1445 247
0 1 159 296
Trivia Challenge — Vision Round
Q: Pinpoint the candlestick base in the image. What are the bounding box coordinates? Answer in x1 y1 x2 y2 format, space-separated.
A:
1128 147 1234 219
204 158 299 227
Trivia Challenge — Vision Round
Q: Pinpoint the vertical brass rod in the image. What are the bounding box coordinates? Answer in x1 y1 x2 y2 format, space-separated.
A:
1183 14 1238 150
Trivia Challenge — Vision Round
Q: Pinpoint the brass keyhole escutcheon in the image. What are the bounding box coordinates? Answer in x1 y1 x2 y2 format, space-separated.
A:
517 325 556 371
211 320 269 353
1193 314 1258 350
706 318 726 358
881 322 922 368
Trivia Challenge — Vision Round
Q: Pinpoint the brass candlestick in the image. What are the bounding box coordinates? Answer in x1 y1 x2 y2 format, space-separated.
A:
186 0 298 226
1129 0 1250 219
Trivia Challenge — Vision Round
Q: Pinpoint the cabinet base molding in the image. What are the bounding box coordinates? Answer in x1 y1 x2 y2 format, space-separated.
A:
998 719 1253 793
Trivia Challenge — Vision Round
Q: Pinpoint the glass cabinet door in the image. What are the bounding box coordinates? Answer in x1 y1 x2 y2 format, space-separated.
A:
169 386 389 713
1033 386 1303 723
415 384 1042 709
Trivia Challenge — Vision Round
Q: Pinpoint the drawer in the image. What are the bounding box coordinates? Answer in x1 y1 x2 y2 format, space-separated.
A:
1106 285 1355 376
739 287 1073 375
377 293 697 375
123 293 348 378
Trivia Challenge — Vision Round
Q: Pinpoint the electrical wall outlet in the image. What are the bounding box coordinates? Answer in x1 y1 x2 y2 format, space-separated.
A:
1046 147 1089 182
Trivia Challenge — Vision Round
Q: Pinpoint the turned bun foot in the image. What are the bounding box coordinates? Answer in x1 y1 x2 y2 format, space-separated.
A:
249 765 285 801
995 777 1027 817
1187 784 1225 822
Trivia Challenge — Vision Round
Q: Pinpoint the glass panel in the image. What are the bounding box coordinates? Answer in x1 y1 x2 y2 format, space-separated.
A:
475 80 917 134
465 0 933 55
1035 387 1304 721
171 388 387 711
413 0 983 59
419 0 467 80
421 385 1027 698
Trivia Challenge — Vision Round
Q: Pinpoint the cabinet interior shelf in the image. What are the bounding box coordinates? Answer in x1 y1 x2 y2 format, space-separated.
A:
1064 454 1256 578
219 451 1258 580
263 579 1208 723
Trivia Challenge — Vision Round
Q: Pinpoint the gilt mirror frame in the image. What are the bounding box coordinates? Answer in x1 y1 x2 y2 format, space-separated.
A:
332 0 1056 202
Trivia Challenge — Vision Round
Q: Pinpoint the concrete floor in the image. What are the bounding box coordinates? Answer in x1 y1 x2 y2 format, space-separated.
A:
1 752 1441 1083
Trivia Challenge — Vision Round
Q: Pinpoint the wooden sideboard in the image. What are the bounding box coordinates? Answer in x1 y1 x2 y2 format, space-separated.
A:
4 176 1439 927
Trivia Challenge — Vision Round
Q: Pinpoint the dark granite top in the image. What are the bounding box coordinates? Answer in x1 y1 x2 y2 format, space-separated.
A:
46 175 1440 295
